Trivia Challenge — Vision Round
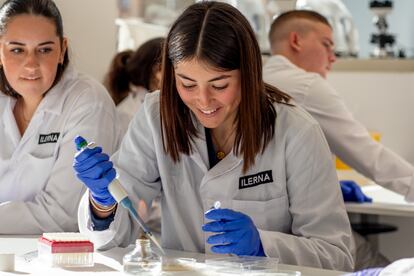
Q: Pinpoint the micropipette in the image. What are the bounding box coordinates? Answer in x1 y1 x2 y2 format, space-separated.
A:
75 136 165 255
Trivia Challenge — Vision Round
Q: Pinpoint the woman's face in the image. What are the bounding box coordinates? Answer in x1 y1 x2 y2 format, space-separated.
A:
0 14 67 100
175 58 241 132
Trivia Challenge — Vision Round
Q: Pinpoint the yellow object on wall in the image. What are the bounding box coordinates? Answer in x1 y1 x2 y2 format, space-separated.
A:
335 132 381 170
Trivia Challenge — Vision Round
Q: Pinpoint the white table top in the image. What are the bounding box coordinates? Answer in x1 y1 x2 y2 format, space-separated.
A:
0 236 345 276
345 184 414 217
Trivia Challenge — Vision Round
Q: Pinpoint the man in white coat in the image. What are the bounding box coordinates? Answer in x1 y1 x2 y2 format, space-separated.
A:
263 10 414 269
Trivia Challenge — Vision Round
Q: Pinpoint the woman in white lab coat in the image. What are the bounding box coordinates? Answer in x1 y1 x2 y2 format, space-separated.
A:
0 0 120 234
104 37 164 132
75 2 354 271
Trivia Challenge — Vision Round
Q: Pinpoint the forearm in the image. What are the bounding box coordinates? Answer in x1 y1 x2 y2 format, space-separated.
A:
78 192 141 250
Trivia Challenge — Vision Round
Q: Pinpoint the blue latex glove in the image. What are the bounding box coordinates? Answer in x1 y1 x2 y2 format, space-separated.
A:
73 136 116 206
202 208 265 256
340 180 372 203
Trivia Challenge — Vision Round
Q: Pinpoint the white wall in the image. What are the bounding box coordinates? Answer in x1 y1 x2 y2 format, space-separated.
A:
54 0 118 82
329 71 414 261
328 72 414 164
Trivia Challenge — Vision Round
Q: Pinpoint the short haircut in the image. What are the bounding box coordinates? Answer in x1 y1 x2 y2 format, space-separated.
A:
269 10 331 51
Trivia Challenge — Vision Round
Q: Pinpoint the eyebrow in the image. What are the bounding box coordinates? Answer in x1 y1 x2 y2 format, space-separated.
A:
176 73 231 82
7 41 56 46
322 37 334 46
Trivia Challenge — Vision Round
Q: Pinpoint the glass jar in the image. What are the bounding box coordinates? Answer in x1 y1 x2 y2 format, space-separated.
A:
123 237 160 275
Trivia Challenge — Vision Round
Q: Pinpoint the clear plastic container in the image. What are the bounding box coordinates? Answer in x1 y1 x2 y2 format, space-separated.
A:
272 270 301 276
37 233 94 267
161 257 197 272
123 237 161 275
205 255 279 274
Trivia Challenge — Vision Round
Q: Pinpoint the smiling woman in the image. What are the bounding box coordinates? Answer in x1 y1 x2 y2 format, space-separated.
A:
174 60 241 159
75 1 354 272
0 0 121 234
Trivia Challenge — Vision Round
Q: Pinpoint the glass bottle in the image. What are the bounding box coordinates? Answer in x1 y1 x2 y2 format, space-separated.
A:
123 236 160 275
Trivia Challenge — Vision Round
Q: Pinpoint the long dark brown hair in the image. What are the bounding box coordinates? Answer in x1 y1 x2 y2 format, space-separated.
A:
160 1 291 172
104 37 164 105
0 0 69 98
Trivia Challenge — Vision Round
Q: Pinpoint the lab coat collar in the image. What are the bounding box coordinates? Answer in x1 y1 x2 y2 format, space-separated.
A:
37 65 77 116
2 94 46 148
2 96 21 146
189 120 209 173
0 66 76 146
266 55 296 69
204 138 242 183
266 55 315 77
189 114 243 179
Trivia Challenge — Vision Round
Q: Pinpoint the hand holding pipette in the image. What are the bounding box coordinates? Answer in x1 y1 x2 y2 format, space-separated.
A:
73 136 165 255
73 139 117 206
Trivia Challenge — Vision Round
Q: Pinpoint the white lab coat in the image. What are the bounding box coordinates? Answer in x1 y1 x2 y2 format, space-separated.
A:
116 86 147 132
346 258 414 276
379 258 414 275
0 66 121 234
263 55 414 201
79 91 353 271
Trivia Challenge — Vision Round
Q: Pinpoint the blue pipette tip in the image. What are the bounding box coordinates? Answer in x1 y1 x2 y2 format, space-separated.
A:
75 135 88 150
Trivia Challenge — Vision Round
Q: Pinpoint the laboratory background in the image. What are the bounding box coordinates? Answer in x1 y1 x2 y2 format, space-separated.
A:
1 0 414 273
85 0 413 261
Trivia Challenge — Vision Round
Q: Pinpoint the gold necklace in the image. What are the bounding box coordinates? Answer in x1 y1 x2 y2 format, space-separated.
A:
211 127 236 160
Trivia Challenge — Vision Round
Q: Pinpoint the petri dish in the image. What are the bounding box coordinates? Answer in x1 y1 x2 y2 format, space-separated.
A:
273 270 301 276
205 255 279 274
161 257 197 272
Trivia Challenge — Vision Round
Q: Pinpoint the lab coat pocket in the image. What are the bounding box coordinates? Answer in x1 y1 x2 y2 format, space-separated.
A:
231 197 291 232
16 153 55 200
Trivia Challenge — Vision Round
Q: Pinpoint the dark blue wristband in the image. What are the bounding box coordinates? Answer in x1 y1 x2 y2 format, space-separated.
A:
90 204 115 231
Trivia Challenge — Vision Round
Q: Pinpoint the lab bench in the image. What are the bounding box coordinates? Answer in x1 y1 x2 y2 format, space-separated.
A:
0 235 345 275
344 182 414 261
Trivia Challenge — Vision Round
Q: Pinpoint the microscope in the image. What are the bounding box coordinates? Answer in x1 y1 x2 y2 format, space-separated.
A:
369 0 397 58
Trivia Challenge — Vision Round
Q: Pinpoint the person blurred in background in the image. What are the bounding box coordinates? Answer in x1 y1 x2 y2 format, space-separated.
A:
104 37 164 131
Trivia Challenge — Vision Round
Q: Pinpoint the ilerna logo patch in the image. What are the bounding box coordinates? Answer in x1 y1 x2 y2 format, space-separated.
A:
39 132 60 144
239 170 273 189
